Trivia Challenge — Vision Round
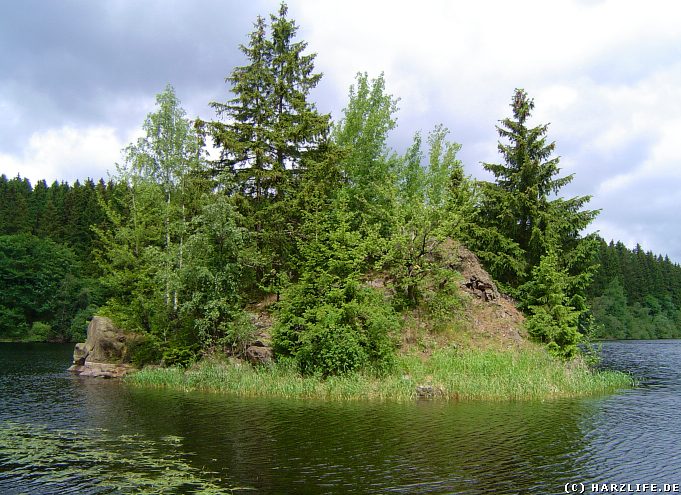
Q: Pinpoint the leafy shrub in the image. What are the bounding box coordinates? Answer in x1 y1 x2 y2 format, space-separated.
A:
128 335 164 367
521 251 582 359
295 305 369 376
219 311 257 357
27 322 52 342
273 281 399 376
162 345 199 368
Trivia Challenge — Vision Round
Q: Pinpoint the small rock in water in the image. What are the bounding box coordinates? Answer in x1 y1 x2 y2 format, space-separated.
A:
415 384 445 399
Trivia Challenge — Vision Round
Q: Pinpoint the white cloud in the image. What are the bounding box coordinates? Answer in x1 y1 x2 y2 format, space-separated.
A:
0 126 130 185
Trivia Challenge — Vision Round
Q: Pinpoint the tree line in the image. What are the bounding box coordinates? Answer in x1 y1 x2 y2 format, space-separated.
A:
589 239 681 339
1 3 671 368
0 176 116 341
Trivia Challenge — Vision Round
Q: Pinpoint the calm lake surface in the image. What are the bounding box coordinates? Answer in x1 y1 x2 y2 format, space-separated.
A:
1 341 680 494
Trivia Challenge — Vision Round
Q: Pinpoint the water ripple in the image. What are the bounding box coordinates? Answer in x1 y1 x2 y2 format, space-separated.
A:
2 342 681 493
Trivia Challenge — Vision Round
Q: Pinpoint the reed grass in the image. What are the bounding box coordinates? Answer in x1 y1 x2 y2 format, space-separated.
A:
126 347 634 402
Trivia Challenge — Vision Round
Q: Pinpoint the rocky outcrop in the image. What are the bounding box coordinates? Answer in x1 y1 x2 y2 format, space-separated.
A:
68 316 134 378
240 308 274 365
453 243 500 302
464 275 498 302
69 361 133 378
245 344 273 365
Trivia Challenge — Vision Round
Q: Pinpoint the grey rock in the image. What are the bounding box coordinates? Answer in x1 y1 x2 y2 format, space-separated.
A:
68 316 134 378
416 384 445 399
245 345 273 365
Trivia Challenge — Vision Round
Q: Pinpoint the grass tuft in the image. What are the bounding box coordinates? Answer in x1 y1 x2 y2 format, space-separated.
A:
126 347 634 402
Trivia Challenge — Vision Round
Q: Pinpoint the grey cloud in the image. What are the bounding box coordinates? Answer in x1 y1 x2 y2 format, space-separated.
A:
591 173 681 260
0 0 271 151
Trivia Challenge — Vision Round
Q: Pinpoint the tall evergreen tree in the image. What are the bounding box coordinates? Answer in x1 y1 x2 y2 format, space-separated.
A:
209 3 329 184
0 176 32 235
474 89 599 356
207 2 330 296
477 89 599 290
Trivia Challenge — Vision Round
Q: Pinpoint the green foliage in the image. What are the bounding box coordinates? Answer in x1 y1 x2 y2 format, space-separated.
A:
209 3 329 177
27 322 52 342
218 311 258 357
273 192 399 376
68 305 98 342
0 174 112 274
389 125 472 308
127 334 164 368
333 72 399 235
207 2 331 297
522 251 581 358
0 175 110 341
588 239 681 339
276 282 399 376
178 193 246 348
96 85 230 348
0 234 95 341
4 3 664 385
162 345 199 368
476 88 598 288
420 267 466 332
468 89 599 357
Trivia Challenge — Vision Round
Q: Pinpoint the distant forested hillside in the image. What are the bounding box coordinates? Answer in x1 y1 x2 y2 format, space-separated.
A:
589 239 681 339
4 173 676 344
0 176 113 341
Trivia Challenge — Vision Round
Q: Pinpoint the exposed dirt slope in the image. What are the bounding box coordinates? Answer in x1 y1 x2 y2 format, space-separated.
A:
397 239 528 354
247 239 528 356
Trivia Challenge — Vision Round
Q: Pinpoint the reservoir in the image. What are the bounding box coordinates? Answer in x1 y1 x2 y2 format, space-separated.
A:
0 341 679 494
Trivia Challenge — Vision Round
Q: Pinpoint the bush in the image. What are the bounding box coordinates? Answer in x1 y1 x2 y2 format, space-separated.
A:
273 281 399 376
162 345 199 368
525 306 580 359
295 306 369 375
128 335 164 367
27 322 52 342
219 311 257 357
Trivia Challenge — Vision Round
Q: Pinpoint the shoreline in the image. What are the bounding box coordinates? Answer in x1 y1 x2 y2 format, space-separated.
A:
125 347 634 402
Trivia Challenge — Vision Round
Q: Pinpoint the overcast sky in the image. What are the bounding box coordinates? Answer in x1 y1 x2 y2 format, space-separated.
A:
1 0 681 260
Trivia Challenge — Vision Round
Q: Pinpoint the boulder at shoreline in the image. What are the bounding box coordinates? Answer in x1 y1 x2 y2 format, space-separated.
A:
68 316 134 378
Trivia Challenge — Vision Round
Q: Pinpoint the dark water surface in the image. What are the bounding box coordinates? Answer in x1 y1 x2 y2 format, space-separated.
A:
1 341 680 494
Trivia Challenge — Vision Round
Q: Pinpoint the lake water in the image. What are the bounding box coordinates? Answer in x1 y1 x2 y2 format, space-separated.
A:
1 341 680 494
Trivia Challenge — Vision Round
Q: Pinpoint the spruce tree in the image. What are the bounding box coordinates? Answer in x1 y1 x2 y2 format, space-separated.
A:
209 3 328 184
207 2 330 296
475 88 599 356
478 88 599 291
